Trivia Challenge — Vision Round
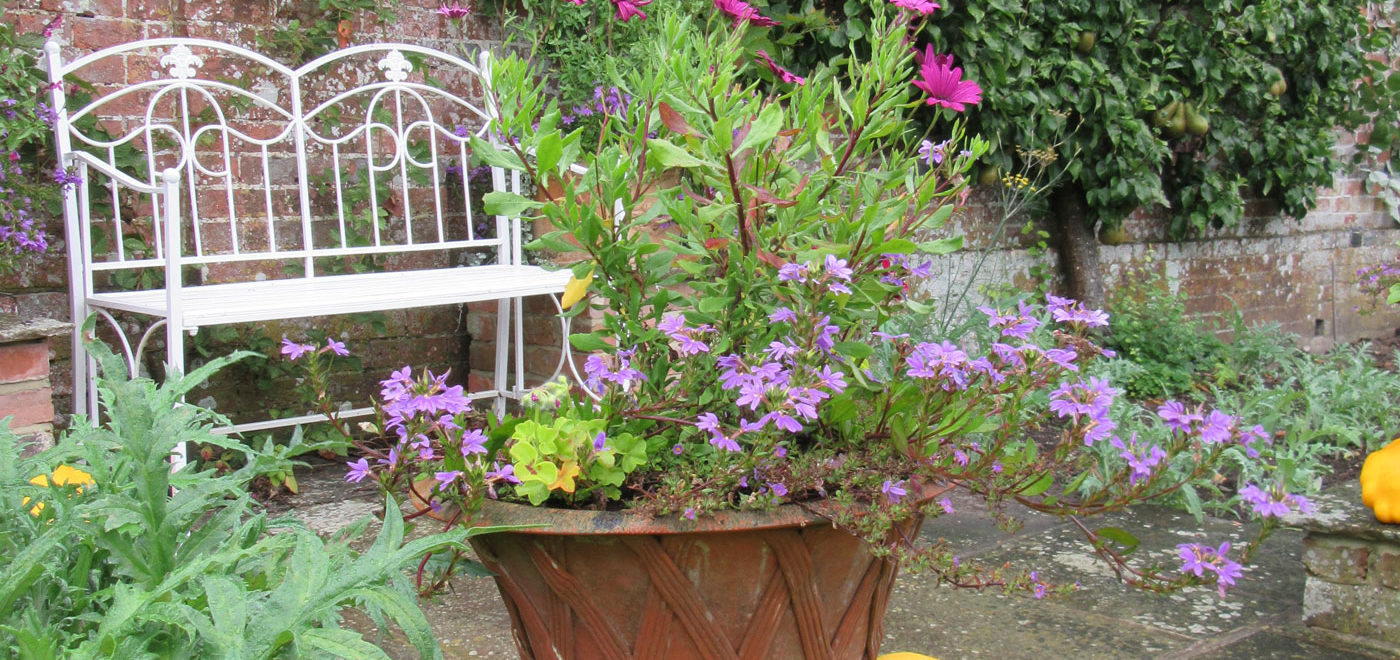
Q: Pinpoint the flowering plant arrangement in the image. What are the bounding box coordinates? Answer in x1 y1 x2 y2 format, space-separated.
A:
297 4 1309 597
0 19 67 278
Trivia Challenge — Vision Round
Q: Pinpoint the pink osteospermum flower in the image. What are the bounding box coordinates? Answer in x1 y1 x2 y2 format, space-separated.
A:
437 1 471 18
912 46 982 112
755 50 805 85
890 0 940 15
714 0 779 27
611 0 650 21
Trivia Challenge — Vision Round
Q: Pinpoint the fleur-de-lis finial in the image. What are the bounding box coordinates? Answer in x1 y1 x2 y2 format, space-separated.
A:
377 50 413 82
160 45 204 79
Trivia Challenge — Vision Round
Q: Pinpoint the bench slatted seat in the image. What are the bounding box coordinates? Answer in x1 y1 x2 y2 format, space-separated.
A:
45 38 571 465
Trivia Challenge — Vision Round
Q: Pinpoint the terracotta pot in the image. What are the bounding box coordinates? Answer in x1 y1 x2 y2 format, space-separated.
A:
466 490 943 660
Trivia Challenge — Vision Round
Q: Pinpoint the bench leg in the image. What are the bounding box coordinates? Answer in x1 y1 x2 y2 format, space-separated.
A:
493 297 510 421
166 322 188 471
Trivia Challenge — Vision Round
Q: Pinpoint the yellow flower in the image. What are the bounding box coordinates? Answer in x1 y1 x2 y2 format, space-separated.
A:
560 268 595 310
24 465 95 516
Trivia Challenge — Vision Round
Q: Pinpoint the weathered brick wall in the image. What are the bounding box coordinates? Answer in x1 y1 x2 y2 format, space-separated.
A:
1 0 506 423
924 147 1400 350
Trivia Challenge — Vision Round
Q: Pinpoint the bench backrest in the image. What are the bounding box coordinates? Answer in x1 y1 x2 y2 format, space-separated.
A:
45 38 526 290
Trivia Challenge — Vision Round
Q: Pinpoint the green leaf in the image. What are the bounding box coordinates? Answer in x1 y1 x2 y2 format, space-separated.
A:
873 239 916 254
483 191 543 217
737 103 784 154
646 138 708 169
917 236 963 254
1021 473 1053 496
299 628 393 660
469 136 526 170
569 333 611 352
1095 526 1141 553
833 341 874 363
535 131 563 174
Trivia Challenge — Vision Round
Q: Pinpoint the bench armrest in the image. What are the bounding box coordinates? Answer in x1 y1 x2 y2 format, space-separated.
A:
65 151 172 195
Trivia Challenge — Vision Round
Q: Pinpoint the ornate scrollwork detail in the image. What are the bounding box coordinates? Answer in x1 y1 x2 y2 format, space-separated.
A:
376 50 413 82
160 45 204 79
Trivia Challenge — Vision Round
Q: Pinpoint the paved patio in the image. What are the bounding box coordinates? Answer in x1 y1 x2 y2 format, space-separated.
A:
278 463 1397 659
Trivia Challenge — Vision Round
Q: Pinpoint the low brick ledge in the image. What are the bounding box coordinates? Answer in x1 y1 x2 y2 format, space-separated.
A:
0 315 71 345
1286 481 1400 650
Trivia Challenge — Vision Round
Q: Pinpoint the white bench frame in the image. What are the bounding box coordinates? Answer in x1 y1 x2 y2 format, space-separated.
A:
45 38 573 464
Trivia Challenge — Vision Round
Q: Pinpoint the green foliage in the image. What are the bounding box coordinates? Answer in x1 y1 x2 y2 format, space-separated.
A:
481 0 711 143
507 413 647 505
259 0 401 63
1349 3 1400 162
1102 262 1226 399
1110 318 1400 517
0 325 470 658
768 0 1370 237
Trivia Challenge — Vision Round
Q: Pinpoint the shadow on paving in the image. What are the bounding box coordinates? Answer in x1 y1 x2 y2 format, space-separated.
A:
273 461 1392 659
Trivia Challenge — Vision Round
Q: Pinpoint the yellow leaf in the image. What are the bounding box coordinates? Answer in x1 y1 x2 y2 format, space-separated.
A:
560 269 595 310
548 460 581 493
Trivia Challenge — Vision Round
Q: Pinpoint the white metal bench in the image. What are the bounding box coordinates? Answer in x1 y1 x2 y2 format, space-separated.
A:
44 38 571 461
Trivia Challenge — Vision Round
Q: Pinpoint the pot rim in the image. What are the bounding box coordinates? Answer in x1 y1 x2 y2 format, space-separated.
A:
466 481 953 536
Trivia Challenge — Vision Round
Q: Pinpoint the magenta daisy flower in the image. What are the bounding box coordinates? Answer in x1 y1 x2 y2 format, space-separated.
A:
612 0 650 21
436 2 471 18
755 50 805 85
912 46 982 112
890 0 939 15
715 0 779 27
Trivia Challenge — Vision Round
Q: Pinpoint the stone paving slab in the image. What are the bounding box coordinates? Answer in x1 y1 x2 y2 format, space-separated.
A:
278 461 1386 658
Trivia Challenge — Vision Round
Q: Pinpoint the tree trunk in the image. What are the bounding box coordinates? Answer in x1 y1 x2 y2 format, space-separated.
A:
1050 184 1105 310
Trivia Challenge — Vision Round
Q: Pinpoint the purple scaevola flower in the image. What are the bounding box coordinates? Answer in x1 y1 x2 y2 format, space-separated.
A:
1157 400 1203 434
1111 434 1167 485
1048 377 1119 422
769 307 797 323
434 470 464 488
918 138 950 164
326 338 349 356
1177 542 1244 597
1047 295 1109 328
778 261 810 283
461 429 487 456
346 458 372 483
280 338 317 361
485 462 521 484
1239 483 1316 518
1199 410 1235 445
882 479 908 502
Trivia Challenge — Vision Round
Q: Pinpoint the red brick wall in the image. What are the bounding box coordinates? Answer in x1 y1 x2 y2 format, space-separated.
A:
2 0 505 424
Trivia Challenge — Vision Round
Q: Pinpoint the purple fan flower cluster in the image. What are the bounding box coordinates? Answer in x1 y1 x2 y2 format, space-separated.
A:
1158 401 1271 457
778 254 855 296
572 86 635 123
1237 483 1314 518
583 347 648 394
1047 295 1110 329
977 301 1042 340
1111 433 1168 485
1048 377 1119 445
659 314 714 356
1177 542 1245 597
